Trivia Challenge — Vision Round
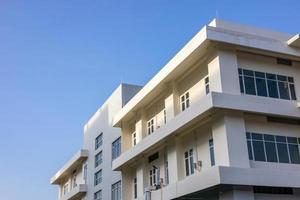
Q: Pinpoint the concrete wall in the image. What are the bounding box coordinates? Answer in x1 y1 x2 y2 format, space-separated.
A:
82 84 141 200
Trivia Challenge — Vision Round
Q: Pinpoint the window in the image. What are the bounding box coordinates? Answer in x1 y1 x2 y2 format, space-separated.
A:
63 183 69 195
147 118 155 135
94 190 102 200
238 68 296 100
132 132 137 146
180 92 190 111
149 166 159 186
247 132 300 164
133 178 137 199
209 139 215 166
95 151 103 167
205 76 210 94
83 163 88 183
184 149 194 176
164 109 167 124
95 133 103 150
94 170 102 186
277 58 292 66
112 181 121 200
164 152 169 185
112 137 121 160
72 170 77 189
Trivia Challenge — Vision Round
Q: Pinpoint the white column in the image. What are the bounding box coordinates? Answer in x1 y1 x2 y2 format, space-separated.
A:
136 158 148 198
135 110 147 143
167 139 180 183
212 113 250 168
208 49 240 95
164 81 180 122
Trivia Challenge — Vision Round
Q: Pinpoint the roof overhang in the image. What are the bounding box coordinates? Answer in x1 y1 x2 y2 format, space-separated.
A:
287 34 300 48
112 19 300 128
50 149 88 185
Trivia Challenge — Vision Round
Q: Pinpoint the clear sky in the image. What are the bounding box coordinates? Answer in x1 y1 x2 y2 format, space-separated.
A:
0 0 299 199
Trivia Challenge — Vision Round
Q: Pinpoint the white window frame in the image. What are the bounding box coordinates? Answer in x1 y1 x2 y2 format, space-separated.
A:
147 118 155 135
149 166 159 186
94 190 102 200
180 91 190 111
95 151 103 167
132 131 137 146
63 183 69 195
184 148 194 176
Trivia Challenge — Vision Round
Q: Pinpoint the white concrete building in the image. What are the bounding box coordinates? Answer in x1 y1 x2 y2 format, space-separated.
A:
111 19 300 200
50 83 142 200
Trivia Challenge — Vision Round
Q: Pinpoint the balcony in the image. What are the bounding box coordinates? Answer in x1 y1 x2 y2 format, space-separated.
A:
51 149 88 185
113 92 300 170
60 184 87 200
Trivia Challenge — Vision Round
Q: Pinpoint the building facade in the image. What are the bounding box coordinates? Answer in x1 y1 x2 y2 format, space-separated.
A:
50 84 142 200
111 19 300 200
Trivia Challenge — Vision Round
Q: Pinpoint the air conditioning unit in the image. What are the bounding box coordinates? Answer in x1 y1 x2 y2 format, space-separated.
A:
297 101 300 108
194 160 203 172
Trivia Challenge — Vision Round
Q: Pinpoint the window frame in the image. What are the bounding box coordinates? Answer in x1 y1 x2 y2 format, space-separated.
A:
95 151 103 168
180 91 190 112
239 68 297 101
112 137 121 160
95 133 103 150
147 118 155 135
94 169 102 186
184 149 194 176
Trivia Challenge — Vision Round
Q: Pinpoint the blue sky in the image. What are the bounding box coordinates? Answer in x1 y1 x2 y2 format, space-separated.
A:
0 0 299 199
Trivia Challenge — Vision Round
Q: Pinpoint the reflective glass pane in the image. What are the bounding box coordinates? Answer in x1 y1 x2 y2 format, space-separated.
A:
289 144 300 164
244 76 256 95
289 84 297 100
265 142 278 162
247 141 253 160
243 69 254 76
278 81 290 100
264 134 275 141
266 73 276 80
239 76 244 93
277 143 289 163
255 71 265 78
253 141 266 161
267 80 279 98
256 78 268 97
252 133 263 140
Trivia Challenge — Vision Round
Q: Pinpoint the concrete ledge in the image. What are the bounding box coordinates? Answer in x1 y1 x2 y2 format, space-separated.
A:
51 149 88 185
151 166 300 199
287 34 300 48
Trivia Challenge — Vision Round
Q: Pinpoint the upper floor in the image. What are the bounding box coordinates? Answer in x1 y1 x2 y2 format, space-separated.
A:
112 19 300 171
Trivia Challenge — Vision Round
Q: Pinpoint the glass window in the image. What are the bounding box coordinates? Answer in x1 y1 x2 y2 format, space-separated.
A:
132 132 137 146
147 118 155 135
133 178 137 199
180 92 190 111
94 170 102 186
95 133 103 150
289 84 297 100
239 68 296 100
265 142 278 162
209 139 215 166
112 181 121 200
267 80 279 98
256 78 267 97
184 149 194 176
94 190 102 200
244 76 256 95
277 143 289 163
289 144 300 164
112 137 121 160
205 76 210 94
95 151 103 167
252 140 266 161
278 81 290 100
